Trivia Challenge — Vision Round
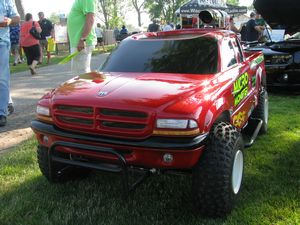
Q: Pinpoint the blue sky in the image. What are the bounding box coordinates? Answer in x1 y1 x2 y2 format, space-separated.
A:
23 0 73 19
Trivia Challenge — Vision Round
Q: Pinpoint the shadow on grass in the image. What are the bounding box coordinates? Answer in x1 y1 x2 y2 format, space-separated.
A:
0 138 299 225
268 86 300 96
0 166 227 225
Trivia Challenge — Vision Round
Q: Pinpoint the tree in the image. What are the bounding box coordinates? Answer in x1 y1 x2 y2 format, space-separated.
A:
130 0 146 27
14 0 25 20
49 13 60 25
226 0 239 6
97 0 125 29
109 0 126 29
98 0 111 29
145 0 185 24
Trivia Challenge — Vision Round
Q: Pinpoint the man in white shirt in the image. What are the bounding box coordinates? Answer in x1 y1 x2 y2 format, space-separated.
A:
163 22 173 31
95 23 105 51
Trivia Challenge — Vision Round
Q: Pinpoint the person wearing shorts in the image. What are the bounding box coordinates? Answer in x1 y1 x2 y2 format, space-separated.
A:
20 13 41 75
67 0 97 75
9 23 22 66
38 12 53 64
95 23 105 51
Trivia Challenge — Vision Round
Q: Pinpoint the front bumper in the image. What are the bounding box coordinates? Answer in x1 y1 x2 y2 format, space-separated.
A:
266 65 300 87
31 120 208 169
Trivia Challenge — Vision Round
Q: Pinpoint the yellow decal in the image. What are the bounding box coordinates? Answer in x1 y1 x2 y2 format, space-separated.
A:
233 111 247 127
233 72 249 106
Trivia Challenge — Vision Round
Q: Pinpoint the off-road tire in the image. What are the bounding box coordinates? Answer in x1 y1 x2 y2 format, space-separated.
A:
37 145 90 183
252 88 268 134
192 122 244 217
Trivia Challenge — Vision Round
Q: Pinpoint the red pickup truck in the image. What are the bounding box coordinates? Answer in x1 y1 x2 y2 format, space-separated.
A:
31 29 268 217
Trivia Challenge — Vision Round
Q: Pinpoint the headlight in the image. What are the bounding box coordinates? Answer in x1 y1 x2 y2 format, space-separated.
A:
156 119 198 129
36 105 50 116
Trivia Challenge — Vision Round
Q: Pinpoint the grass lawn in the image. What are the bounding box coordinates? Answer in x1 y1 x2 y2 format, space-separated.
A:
0 93 299 225
9 44 116 74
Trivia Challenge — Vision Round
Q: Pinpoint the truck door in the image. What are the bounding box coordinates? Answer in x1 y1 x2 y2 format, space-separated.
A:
223 38 253 128
233 38 258 95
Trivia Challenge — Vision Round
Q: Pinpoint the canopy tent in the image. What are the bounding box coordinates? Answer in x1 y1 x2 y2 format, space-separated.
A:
178 0 227 15
225 4 247 16
177 0 247 16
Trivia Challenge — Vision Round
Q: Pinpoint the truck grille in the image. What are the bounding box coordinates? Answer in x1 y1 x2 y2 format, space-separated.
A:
101 108 147 118
57 116 94 126
264 55 292 65
57 105 94 114
101 121 146 129
53 105 151 138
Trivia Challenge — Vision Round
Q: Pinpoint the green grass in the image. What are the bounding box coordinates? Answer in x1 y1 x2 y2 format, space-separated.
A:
9 44 116 74
0 94 299 225
92 44 116 56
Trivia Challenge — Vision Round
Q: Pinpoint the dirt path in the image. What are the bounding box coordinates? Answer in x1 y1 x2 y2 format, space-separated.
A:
0 53 108 153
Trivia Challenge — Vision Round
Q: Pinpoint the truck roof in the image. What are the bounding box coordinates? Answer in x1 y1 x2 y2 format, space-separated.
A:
130 29 235 41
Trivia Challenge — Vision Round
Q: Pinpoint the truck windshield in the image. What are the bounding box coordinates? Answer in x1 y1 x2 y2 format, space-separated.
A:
100 35 218 74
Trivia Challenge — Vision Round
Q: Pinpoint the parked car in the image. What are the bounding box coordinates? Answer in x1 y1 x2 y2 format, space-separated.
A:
249 0 300 88
31 29 268 217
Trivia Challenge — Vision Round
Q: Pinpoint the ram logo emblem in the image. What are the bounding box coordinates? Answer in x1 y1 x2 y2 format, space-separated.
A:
98 91 108 97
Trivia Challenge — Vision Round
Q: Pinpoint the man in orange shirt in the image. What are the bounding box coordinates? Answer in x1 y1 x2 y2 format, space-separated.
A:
20 13 42 75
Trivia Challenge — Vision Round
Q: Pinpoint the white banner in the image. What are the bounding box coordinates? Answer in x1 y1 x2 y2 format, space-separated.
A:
54 25 68 43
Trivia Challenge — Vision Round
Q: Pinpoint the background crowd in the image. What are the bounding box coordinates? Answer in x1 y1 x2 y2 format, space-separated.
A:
229 11 268 42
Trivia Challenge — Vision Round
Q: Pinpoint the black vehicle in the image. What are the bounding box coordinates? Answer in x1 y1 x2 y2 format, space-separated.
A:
250 0 300 88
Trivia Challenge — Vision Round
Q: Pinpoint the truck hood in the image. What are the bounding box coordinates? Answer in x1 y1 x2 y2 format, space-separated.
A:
51 71 214 110
254 0 300 32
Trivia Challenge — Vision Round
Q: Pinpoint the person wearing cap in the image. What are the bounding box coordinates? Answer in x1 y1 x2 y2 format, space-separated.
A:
245 12 265 42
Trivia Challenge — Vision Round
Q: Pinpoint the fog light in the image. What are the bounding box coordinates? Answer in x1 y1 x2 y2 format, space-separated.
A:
283 74 288 81
43 135 49 144
163 153 173 163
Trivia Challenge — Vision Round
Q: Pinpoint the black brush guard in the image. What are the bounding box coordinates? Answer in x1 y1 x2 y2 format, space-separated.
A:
48 141 151 197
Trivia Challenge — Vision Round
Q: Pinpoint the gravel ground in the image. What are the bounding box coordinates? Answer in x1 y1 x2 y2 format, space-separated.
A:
0 53 109 153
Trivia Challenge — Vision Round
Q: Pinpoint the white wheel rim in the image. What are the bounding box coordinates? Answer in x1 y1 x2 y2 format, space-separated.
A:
232 150 243 194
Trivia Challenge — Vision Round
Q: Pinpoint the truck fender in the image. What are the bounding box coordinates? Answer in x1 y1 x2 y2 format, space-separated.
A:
251 55 266 88
256 65 263 85
201 97 231 133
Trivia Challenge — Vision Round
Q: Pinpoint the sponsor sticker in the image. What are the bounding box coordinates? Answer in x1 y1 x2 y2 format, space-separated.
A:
233 72 249 106
250 55 264 68
252 75 257 87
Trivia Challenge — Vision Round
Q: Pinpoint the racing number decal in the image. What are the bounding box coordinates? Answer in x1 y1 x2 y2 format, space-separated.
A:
233 72 249 106
233 111 247 127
